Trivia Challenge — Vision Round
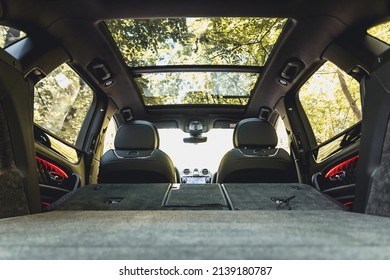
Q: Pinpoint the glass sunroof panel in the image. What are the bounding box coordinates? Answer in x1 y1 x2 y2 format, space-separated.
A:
106 17 286 67
134 71 259 106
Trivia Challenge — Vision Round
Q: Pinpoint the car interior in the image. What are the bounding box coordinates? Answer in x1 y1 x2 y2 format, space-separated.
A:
1 0 390 259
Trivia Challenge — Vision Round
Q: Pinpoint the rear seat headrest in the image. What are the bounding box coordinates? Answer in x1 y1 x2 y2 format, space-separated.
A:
234 118 278 148
114 120 159 150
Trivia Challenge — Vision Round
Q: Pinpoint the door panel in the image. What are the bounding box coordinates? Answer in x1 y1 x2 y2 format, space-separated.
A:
31 62 97 209
308 123 360 209
35 126 85 210
312 151 359 209
291 61 363 210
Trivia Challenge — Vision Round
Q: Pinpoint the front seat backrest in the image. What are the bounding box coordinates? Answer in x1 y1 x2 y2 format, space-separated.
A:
98 120 176 183
217 118 296 183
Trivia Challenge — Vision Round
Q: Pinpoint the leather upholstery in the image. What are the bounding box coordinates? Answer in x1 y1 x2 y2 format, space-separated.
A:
114 120 159 150
234 118 278 148
217 118 296 183
99 121 176 183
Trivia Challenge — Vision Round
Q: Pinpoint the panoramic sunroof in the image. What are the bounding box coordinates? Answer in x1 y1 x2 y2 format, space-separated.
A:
106 17 286 106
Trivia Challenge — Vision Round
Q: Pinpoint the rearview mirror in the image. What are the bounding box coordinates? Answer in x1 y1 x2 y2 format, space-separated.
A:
183 136 207 144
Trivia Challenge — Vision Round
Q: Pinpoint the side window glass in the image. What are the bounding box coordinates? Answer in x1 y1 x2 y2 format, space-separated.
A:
368 21 390 44
0 26 26 48
299 61 362 145
34 64 94 146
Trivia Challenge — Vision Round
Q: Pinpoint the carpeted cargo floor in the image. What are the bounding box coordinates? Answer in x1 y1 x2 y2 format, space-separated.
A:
0 210 389 259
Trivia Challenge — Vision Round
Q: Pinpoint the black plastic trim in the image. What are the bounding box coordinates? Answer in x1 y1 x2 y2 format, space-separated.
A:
131 65 263 75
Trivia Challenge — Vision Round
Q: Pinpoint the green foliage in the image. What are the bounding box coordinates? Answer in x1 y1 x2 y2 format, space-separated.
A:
134 71 258 106
106 18 284 106
34 64 94 146
107 19 188 67
106 17 286 67
197 18 285 65
181 91 247 105
368 21 390 44
0 26 26 48
299 61 362 145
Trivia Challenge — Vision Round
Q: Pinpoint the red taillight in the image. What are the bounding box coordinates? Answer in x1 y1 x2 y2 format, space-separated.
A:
325 155 359 179
36 156 69 179
343 201 353 206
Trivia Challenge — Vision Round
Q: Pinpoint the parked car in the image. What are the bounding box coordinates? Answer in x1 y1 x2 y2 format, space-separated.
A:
0 0 390 259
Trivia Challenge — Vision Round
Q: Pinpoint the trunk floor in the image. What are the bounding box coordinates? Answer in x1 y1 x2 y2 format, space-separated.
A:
0 210 389 259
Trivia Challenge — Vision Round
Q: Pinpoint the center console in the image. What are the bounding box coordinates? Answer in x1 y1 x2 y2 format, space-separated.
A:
180 168 212 183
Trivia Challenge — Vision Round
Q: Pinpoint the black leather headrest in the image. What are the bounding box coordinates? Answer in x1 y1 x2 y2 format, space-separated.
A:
233 118 278 148
114 120 159 150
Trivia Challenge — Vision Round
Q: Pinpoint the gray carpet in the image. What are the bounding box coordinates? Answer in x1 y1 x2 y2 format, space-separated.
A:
55 184 170 210
54 183 343 211
0 210 390 259
223 183 343 210
366 120 390 217
163 184 228 209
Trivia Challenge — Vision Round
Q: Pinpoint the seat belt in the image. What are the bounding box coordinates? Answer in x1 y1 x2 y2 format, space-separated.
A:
291 134 305 183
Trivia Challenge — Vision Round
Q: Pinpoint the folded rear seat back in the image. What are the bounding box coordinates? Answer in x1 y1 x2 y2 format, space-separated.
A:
51 183 344 211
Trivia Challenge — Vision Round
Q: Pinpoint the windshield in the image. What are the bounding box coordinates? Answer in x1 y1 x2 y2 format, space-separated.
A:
103 120 290 175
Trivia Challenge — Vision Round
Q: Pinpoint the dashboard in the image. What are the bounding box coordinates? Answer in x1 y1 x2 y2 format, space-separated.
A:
181 168 213 184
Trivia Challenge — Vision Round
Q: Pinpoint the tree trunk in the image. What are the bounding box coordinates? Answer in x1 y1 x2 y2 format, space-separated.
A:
337 69 362 120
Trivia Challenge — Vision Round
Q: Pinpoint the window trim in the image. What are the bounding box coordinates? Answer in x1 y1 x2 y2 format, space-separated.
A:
311 121 361 162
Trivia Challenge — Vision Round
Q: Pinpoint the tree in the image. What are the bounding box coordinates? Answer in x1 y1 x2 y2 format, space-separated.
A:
34 64 94 145
106 17 285 67
197 17 285 65
337 69 362 120
0 26 25 48
299 61 362 144
134 71 257 106
107 19 188 67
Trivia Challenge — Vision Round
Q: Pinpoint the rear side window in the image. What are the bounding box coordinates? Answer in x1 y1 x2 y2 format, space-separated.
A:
299 61 362 145
368 21 390 44
34 63 94 146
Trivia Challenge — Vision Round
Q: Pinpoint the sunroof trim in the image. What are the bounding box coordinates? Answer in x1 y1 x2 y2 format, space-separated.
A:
131 65 263 74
